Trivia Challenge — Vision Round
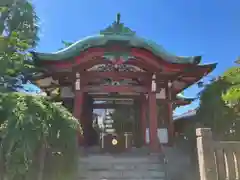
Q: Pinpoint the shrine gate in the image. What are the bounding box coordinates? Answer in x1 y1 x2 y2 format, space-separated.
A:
31 14 216 153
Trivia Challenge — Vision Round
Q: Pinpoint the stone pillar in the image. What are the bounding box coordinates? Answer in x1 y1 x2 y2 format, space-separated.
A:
196 128 217 180
140 95 147 145
73 72 84 145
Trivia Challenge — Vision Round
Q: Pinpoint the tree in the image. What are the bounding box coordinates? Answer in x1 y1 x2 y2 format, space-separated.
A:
0 0 39 77
0 92 81 180
195 66 239 140
222 66 240 110
0 2 81 180
221 66 240 139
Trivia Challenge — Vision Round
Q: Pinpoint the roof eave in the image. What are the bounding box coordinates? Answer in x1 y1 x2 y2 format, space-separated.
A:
174 62 218 94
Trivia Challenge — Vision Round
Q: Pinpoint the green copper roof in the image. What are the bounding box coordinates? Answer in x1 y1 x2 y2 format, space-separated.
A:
33 14 201 64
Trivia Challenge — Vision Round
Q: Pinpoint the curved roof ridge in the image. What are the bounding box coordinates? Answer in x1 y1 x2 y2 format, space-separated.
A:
32 15 206 65
53 35 103 54
33 35 203 64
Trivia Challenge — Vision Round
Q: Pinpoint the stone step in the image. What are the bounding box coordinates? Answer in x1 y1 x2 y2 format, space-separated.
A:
79 162 164 171
78 154 167 180
79 154 163 163
78 170 165 179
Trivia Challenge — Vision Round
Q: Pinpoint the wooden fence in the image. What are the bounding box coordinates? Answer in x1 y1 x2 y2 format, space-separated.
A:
196 128 240 180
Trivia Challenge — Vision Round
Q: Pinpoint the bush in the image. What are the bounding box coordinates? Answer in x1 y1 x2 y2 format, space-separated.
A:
0 92 81 180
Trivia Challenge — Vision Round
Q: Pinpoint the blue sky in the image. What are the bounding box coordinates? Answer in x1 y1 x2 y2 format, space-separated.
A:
33 0 240 115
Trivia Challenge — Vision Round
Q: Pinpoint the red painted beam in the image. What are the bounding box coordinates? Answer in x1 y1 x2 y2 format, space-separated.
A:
130 48 162 69
39 47 196 71
126 59 159 72
93 104 130 109
91 94 140 99
82 85 150 93
38 47 215 77
48 65 210 82
157 99 192 106
130 48 198 71
42 48 105 69
74 58 110 71
81 71 152 80
91 94 191 104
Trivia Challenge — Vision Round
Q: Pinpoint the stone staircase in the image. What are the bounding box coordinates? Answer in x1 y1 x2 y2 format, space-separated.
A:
162 146 199 180
78 151 167 180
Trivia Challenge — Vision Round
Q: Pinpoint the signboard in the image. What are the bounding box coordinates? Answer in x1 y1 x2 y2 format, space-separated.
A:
158 128 168 144
145 128 169 144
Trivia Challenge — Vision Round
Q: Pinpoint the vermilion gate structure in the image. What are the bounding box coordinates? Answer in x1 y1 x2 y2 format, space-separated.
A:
32 14 216 152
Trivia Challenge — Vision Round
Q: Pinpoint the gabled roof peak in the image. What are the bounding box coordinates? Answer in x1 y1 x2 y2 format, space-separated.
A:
100 13 136 36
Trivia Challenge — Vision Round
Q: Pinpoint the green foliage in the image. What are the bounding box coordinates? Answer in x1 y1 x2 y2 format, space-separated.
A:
0 2 80 180
0 0 39 76
0 92 81 180
0 31 34 76
0 0 39 45
222 67 240 109
195 66 240 140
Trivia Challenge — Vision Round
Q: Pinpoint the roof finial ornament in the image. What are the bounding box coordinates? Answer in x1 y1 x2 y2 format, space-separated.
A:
116 13 121 24
99 13 135 36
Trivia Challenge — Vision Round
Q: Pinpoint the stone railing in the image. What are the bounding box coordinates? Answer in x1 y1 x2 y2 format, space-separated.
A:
196 128 240 180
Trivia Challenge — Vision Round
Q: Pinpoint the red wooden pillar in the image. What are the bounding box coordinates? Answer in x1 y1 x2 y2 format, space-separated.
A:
148 92 160 152
166 82 174 145
73 91 84 145
73 72 84 145
141 95 147 145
